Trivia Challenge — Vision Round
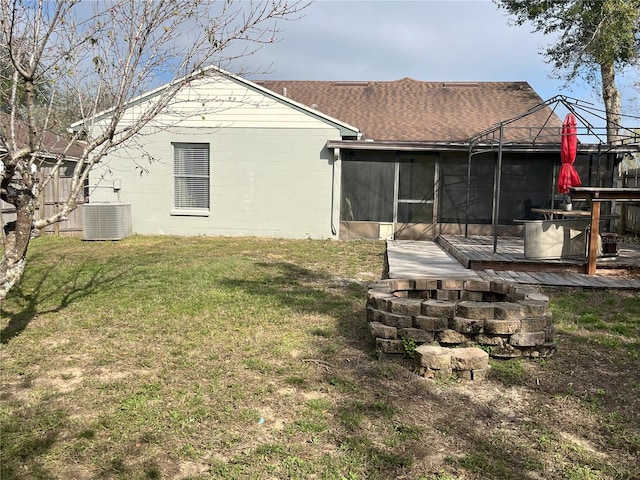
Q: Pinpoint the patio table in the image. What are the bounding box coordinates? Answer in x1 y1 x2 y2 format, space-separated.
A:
530 208 592 220
570 187 640 275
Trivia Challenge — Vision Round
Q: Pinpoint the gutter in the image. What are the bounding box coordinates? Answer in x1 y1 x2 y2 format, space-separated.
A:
326 139 640 155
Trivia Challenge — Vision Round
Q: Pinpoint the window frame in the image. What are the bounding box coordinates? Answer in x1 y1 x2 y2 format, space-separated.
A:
171 142 210 216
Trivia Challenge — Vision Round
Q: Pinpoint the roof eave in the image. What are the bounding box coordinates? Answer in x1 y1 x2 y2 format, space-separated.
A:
240 79 360 137
326 139 640 155
71 65 361 138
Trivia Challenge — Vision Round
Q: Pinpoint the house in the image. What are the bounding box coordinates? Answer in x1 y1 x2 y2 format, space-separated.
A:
81 68 359 239
83 68 627 241
256 79 632 240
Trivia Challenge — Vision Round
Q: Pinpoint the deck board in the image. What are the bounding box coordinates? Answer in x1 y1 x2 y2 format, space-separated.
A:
439 235 640 290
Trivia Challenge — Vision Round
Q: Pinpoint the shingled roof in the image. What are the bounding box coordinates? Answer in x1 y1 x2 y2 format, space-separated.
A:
255 78 563 143
0 113 84 160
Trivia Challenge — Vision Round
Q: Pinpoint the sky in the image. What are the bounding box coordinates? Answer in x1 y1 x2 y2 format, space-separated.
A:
230 0 639 128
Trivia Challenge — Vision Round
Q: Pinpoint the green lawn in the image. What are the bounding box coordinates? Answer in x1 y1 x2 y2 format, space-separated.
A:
1 235 639 479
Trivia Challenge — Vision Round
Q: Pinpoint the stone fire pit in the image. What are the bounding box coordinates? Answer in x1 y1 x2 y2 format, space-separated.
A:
366 278 555 381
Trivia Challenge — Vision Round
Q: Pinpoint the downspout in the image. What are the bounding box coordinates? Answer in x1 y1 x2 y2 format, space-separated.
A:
393 152 399 231
330 148 339 236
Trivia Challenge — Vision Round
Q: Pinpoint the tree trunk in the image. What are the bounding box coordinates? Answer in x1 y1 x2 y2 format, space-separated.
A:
600 60 622 145
0 198 35 302
600 60 623 219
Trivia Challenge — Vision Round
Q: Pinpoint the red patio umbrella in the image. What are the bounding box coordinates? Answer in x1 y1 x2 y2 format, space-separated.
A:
557 113 581 194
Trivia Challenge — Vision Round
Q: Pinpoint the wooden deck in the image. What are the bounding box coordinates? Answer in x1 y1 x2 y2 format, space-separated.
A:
437 235 640 289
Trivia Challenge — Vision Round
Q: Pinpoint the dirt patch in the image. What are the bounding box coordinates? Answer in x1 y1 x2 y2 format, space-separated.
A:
593 267 640 279
1 238 638 479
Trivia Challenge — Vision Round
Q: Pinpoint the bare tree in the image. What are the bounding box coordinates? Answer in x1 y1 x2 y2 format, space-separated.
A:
0 0 310 301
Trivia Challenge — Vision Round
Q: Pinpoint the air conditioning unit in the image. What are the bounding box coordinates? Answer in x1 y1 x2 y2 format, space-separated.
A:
82 203 132 241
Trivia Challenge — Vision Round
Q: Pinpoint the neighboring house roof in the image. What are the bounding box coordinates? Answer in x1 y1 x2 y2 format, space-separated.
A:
1 113 84 160
254 78 564 143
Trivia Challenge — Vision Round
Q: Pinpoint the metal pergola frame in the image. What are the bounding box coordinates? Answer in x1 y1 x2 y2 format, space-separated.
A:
464 95 640 253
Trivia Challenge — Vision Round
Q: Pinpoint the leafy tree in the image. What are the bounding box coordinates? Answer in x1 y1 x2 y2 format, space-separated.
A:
1 47 80 132
495 0 640 143
1 45 52 115
0 0 309 301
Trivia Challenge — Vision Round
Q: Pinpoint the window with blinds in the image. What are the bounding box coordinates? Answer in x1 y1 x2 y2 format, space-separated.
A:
173 143 210 211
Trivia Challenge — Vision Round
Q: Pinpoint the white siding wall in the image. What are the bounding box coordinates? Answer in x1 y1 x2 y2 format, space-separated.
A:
89 125 341 239
88 74 350 239
102 74 335 131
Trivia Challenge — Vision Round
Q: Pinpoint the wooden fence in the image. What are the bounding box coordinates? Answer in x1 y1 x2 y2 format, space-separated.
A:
621 168 640 235
1 161 85 237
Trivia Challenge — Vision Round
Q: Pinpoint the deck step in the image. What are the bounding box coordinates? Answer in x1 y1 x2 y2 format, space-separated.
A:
438 235 640 289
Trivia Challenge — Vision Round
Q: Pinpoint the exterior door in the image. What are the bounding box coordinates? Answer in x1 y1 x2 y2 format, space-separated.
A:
394 154 437 239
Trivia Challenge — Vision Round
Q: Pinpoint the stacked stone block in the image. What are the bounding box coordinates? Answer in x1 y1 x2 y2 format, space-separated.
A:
366 278 556 381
